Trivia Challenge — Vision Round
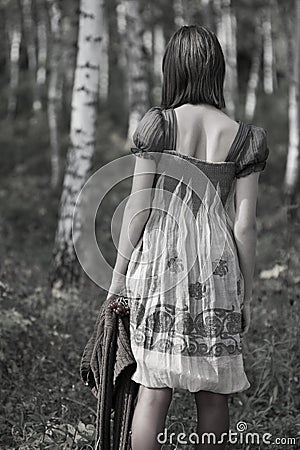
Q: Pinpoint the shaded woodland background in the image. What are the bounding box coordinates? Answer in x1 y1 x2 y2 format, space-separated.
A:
0 0 300 448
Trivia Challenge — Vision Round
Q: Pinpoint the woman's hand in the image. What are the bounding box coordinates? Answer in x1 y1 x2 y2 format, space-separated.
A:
241 302 251 337
106 273 129 316
108 294 130 316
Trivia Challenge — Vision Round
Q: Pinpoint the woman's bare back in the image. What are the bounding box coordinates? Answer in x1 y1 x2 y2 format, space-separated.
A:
173 103 240 162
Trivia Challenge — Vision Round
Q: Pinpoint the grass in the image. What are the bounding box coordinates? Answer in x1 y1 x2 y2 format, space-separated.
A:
0 110 299 450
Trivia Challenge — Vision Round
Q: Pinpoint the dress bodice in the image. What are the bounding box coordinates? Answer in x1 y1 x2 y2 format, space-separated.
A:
130 106 270 213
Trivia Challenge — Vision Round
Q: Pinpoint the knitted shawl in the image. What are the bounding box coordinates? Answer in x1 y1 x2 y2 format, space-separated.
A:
80 297 139 449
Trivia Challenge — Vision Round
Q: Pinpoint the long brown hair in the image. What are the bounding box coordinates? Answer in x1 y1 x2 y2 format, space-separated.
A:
161 25 226 110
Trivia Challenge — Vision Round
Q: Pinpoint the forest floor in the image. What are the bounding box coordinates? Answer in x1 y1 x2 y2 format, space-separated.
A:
0 115 300 449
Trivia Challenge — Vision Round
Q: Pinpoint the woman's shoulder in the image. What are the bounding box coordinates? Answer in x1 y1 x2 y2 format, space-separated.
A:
235 122 269 178
132 106 165 153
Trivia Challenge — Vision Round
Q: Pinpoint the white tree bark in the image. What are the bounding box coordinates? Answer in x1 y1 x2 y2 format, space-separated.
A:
36 0 47 102
99 11 108 102
7 6 21 119
262 6 274 95
126 0 149 143
174 0 185 27
152 24 165 104
47 0 62 189
245 17 262 122
228 6 238 114
153 25 165 79
51 0 103 290
21 0 40 113
284 0 300 200
214 0 238 118
116 1 127 71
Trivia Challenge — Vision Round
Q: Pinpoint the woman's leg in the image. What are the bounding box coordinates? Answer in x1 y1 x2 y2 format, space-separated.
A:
131 385 173 450
193 391 229 450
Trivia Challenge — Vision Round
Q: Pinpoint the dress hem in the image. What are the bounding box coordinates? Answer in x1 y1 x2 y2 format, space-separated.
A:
131 374 251 395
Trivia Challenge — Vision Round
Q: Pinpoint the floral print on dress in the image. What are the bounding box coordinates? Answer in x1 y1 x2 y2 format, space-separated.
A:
175 312 194 335
188 281 206 300
147 309 174 333
125 170 251 392
130 304 243 357
148 274 160 293
166 254 184 273
226 312 242 335
212 258 229 277
203 315 223 337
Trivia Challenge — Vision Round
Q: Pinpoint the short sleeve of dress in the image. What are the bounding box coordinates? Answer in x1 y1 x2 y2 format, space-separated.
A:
235 125 270 178
130 106 165 160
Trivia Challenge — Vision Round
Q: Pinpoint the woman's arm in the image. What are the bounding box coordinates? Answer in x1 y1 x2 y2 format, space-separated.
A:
233 171 260 305
108 155 156 297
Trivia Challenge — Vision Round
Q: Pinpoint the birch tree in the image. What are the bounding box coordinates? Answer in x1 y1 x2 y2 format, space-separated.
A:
284 0 300 205
126 0 149 142
98 13 108 102
173 0 185 27
214 0 238 118
6 0 21 119
116 0 127 69
20 0 40 113
262 5 274 95
47 0 62 189
152 24 165 104
153 25 164 80
51 0 103 290
36 0 47 107
244 16 262 122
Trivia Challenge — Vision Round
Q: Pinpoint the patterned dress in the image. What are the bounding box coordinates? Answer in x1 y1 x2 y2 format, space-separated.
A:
125 107 269 394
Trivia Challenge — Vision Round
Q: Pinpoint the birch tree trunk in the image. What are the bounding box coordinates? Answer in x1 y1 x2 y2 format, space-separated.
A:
126 0 149 143
153 24 165 80
51 0 103 291
214 0 238 118
98 13 108 102
21 0 40 113
47 0 62 190
174 0 185 27
284 0 300 205
151 21 165 104
228 5 238 115
36 0 47 100
7 2 21 119
244 17 262 122
262 6 274 95
151 24 165 104
144 27 154 104
116 0 127 68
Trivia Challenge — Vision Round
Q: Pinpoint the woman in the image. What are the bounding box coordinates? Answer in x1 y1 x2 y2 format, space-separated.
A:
107 25 269 450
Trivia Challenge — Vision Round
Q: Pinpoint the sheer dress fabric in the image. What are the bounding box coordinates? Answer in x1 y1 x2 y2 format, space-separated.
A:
126 106 269 393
